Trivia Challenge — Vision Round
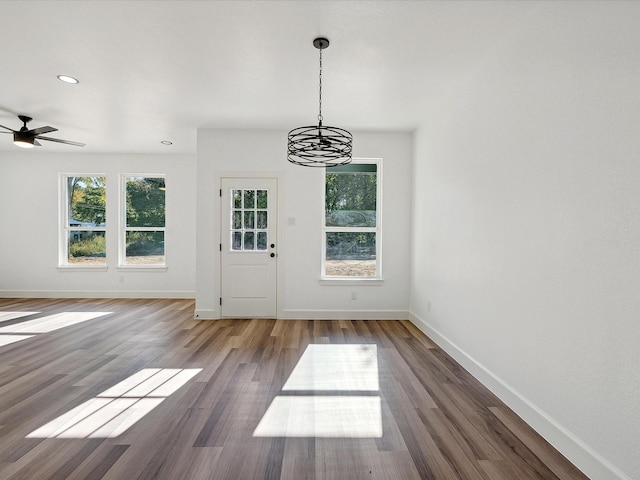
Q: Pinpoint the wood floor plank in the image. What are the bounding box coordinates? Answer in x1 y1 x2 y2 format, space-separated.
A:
0 298 588 479
65 444 130 480
488 406 588 480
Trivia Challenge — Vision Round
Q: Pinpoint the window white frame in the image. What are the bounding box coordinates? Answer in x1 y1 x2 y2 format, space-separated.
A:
119 174 166 269
59 174 107 269
321 158 382 281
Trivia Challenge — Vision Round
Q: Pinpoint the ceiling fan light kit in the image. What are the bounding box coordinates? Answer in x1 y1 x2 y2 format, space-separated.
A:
13 134 35 148
13 116 42 148
0 115 85 148
287 37 352 167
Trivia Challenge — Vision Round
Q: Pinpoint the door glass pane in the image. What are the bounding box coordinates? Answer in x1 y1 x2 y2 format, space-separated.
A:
257 211 267 229
257 190 268 209
232 232 242 250
233 190 242 208
244 232 255 250
233 211 242 229
257 232 267 250
244 211 255 229
243 190 255 209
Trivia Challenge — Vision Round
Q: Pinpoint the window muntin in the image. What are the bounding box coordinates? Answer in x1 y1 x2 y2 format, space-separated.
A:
230 188 269 252
61 176 106 266
323 161 381 278
121 176 166 266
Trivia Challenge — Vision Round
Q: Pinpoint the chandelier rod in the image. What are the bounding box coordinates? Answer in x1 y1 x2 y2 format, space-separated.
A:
318 45 323 125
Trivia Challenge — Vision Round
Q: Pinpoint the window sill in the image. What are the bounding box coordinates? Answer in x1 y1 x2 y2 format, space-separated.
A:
57 265 108 272
117 265 168 272
319 278 384 286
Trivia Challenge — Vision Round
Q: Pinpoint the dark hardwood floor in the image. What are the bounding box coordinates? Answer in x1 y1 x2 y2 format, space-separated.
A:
0 298 587 479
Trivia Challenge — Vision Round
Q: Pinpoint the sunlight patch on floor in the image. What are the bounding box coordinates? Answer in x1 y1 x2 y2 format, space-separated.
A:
254 396 382 437
0 312 111 334
27 368 202 439
254 344 382 438
0 335 35 347
0 312 39 323
283 344 379 392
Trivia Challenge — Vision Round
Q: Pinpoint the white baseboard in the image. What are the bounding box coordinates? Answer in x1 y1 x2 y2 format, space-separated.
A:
192 309 408 321
0 290 195 299
194 309 218 320
409 311 631 480
280 309 410 320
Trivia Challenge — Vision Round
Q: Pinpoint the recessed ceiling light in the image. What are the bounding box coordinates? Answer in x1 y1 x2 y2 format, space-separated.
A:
57 74 79 84
161 140 172 145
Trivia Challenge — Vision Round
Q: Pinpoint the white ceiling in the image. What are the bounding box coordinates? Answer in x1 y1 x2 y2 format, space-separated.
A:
1 1 636 154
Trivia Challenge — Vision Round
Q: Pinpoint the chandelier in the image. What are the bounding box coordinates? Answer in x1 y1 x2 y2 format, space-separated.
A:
287 37 352 167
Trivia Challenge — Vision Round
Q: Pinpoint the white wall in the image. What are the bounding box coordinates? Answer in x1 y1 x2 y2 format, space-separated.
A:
410 3 640 478
195 129 412 319
0 152 196 297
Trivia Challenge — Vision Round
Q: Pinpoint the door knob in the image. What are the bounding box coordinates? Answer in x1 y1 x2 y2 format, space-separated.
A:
270 243 275 248
270 253 275 258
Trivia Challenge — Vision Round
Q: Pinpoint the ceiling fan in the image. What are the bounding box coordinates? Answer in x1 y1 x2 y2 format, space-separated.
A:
0 115 85 148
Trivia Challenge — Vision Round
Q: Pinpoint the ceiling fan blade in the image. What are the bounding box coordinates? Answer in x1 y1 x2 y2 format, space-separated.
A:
34 139 42 146
36 135 85 147
0 124 17 133
30 126 57 135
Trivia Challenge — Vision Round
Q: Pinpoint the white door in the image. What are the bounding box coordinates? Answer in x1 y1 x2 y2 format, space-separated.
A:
220 178 277 317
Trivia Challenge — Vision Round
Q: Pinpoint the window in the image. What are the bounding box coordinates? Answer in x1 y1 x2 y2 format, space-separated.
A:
61 176 106 266
121 176 166 266
230 188 269 251
323 160 381 278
